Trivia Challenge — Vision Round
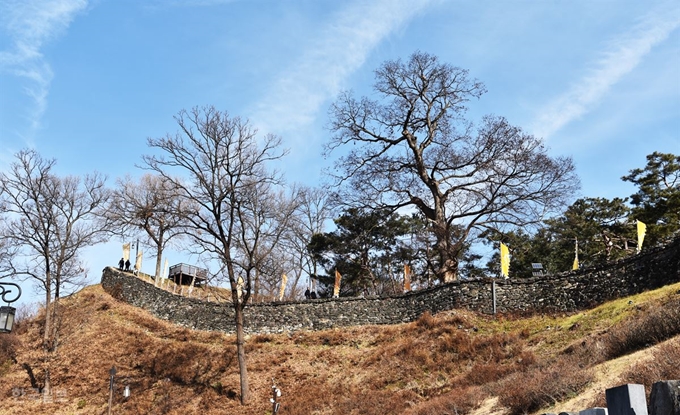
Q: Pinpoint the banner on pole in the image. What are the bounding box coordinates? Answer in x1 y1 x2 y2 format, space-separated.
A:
278 273 288 301
122 243 131 262
500 243 510 278
572 238 579 270
403 264 411 293
135 250 143 273
333 269 342 298
636 220 646 253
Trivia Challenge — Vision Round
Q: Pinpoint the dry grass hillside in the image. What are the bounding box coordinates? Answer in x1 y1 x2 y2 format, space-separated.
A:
1 280 679 415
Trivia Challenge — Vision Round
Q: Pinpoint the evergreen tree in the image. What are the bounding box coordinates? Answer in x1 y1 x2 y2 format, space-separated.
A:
622 152 680 247
307 208 417 296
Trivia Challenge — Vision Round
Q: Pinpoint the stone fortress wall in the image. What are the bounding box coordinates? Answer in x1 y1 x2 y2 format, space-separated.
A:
101 237 680 334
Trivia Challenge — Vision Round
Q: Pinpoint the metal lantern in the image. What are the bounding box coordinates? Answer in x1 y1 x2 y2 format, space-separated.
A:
0 305 16 333
0 281 21 334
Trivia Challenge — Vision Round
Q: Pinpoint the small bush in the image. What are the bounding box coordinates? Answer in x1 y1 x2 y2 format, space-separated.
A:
416 311 437 330
464 362 515 386
252 333 276 344
495 354 594 415
403 385 484 415
619 337 680 389
603 298 680 359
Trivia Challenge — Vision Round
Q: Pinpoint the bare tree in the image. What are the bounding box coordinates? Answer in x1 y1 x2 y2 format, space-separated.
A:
325 51 579 282
143 106 288 405
107 173 193 279
234 184 299 302
0 149 111 393
287 186 333 295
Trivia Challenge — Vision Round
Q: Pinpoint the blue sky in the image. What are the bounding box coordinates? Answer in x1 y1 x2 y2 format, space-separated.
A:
1 0 679 308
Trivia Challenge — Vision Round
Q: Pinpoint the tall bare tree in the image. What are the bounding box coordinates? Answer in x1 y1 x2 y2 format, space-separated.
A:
143 106 288 404
0 149 110 393
325 51 579 282
107 173 193 279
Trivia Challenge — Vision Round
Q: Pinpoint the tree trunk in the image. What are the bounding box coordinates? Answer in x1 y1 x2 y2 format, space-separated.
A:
253 271 259 302
433 218 459 282
155 246 163 280
43 271 53 351
43 367 51 402
439 255 459 283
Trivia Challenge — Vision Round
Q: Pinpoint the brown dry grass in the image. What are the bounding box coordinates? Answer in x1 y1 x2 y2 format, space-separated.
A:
0 281 678 415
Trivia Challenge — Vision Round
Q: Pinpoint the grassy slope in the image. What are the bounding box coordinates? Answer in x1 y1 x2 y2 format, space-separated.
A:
1 281 679 415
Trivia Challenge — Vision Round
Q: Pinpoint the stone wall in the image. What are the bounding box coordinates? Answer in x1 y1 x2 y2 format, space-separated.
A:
101 237 680 334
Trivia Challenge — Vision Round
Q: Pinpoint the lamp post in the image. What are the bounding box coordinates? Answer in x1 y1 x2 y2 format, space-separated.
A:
270 378 281 414
106 366 131 414
107 366 116 415
0 281 22 334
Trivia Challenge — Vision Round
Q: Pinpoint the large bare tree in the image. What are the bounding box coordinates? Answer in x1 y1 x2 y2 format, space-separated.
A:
325 51 579 282
0 149 111 393
143 106 288 404
107 173 193 279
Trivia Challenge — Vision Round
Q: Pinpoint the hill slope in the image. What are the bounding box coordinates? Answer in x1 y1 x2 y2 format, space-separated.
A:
1 281 679 415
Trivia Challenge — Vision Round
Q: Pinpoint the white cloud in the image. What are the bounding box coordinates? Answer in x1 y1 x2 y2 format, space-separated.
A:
532 1 680 140
0 0 88 142
250 0 437 141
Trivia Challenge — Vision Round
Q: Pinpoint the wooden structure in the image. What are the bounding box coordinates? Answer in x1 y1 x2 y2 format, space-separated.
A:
168 263 208 286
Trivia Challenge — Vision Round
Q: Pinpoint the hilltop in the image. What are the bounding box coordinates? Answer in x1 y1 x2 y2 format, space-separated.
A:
1 281 679 415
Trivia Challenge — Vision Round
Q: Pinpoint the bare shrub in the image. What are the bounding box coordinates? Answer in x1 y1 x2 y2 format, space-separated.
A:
416 311 437 330
495 354 594 415
0 334 18 375
395 337 435 368
464 362 514 386
251 333 276 344
603 298 680 359
333 388 421 415
436 330 474 356
403 385 484 415
471 332 524 363
281 382 420 415
619 337 680 388
144 342 234 386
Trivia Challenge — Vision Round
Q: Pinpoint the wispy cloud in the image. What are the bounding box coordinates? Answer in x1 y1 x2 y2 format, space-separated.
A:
250 0 437 142
0 0 88 142
532 1 680 140
146 0 239 9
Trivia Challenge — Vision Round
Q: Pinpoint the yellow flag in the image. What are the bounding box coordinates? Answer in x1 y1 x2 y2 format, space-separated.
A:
403 264 412 292
636 220 646 252
572 238 579 270
500 243 510 278
333 269 342 298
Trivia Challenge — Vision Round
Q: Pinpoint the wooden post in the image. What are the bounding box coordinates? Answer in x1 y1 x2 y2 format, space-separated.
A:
108 366 116 415
492 280 497 315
